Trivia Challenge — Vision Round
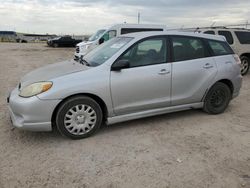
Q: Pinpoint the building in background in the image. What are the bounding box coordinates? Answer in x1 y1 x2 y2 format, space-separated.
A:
0 31 17 42
0 31 89 43
0 31 57 42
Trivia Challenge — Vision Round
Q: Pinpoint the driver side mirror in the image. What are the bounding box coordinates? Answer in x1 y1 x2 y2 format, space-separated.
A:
99 37 104 45
111 60 130 71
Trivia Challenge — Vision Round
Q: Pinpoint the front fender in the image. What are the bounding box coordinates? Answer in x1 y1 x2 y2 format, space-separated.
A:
37 65 114 116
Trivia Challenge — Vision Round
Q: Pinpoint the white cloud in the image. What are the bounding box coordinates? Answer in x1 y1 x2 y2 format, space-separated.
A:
0 0 249 34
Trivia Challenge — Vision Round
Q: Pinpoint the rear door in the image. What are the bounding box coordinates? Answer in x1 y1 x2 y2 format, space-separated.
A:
170 36 217 105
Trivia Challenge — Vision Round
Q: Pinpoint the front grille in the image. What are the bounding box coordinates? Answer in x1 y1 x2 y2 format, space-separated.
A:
76 46 80 53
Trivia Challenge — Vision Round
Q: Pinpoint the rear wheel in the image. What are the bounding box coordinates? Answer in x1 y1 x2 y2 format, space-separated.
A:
203 82 232 114
56 96 103 139
240 56 250 75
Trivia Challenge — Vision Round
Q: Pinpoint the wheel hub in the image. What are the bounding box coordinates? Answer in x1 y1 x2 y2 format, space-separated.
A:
211 90 226 107
76 115 85 124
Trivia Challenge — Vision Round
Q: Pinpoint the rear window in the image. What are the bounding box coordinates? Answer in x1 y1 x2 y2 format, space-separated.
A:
204 30 215 35
235 31 250 44
121 28 163 35
208 40 234 56
218 30 234 45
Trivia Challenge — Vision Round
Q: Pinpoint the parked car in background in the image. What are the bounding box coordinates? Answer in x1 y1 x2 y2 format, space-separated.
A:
47 36 82 47
194 27 250 75
8 31 242 139
74 24 167 60
16 38 27 43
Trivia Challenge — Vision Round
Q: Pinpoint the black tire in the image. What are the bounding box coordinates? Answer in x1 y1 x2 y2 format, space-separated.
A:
56 96 103 139
240 56 250 76
203 82 232 114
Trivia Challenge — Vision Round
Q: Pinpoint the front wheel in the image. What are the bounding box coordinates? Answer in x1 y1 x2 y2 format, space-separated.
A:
203 82 232 114
56 96 103 139
240 56 250 75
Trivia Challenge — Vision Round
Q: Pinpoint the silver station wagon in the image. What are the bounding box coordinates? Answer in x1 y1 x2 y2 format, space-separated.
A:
7 31 242 139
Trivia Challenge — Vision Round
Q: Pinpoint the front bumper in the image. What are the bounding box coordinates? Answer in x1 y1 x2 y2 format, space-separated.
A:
7 87 61 132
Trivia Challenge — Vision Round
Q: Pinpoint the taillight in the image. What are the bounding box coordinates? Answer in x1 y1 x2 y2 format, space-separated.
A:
233 54 241 66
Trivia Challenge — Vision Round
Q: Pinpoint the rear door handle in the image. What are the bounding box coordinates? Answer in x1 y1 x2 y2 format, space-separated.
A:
203 63 214 69
158 69 170 75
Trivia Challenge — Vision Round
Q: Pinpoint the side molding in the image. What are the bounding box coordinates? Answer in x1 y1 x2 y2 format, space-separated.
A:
107 102 204 125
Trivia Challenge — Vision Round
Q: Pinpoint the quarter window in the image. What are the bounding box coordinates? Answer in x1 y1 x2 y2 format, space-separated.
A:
172 36 208 62
235 31 250 44
119 37 167 67
208 40 234 56
218 31 234 44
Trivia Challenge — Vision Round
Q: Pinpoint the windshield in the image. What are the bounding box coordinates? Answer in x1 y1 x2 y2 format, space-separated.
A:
88 29 106 42
84 37 133 67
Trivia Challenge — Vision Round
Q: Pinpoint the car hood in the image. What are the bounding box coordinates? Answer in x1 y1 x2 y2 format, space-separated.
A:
77 40 95 46
20 60 89 88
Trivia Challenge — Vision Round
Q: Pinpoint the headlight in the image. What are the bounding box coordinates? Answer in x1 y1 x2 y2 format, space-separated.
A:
19 82 53 97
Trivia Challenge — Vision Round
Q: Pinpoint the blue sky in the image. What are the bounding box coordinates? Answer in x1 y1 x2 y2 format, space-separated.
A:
0 0 250 34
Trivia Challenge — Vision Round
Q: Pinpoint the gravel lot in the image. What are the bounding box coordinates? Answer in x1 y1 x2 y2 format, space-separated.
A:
0 43 249 188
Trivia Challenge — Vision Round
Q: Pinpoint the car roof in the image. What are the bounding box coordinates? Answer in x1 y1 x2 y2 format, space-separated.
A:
122 31 226 42
198 28 250 32
99 23 166 31
109 23 166 29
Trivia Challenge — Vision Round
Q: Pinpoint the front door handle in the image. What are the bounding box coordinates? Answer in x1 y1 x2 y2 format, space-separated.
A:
203 63 214 69
158 69 170 75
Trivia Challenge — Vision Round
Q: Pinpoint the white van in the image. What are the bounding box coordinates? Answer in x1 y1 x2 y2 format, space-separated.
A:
74 24 167 60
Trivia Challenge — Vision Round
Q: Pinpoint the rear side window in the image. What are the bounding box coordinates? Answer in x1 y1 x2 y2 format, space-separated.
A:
218 30 234 44
121 28 163 35
204 30 215 35
235 31 250 44
208 40 234 56
172 36 208 62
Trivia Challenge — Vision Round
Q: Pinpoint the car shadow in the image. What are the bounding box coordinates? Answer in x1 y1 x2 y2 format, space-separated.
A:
98 109 205 136
7 109 205 142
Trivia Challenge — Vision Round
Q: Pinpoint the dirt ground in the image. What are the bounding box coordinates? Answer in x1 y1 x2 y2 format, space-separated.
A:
0 43 249 188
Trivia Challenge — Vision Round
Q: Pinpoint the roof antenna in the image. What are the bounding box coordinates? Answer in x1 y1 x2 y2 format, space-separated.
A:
138 12 140 24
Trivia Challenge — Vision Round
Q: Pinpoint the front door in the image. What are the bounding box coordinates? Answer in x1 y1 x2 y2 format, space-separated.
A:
110 37 172 115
